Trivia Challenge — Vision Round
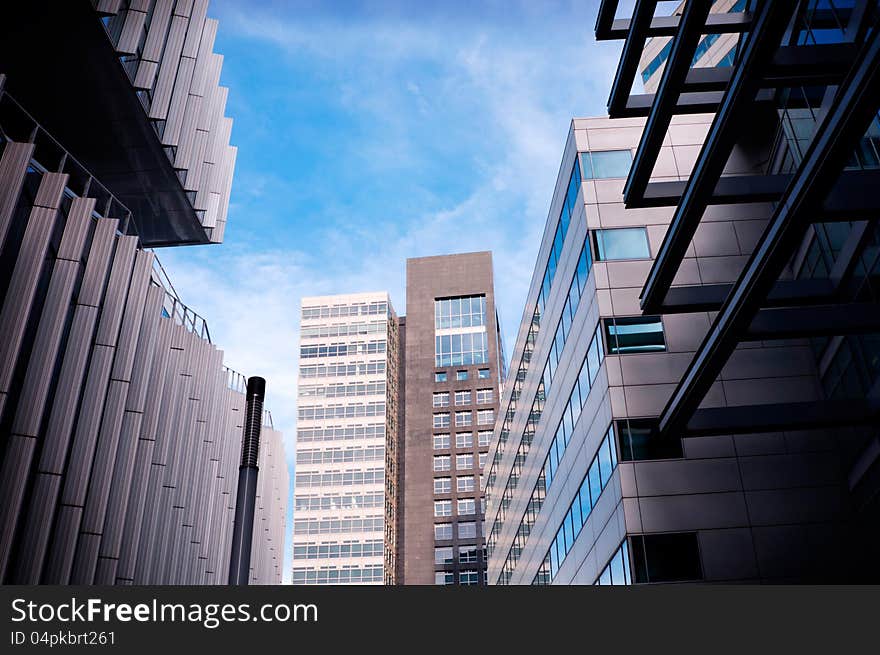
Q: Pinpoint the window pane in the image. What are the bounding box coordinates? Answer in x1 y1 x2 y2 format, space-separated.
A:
589 150 633 179
594 227 650 260
604 316 665 354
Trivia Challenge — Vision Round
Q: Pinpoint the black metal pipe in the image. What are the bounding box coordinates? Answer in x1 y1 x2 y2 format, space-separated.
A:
228 376 265 585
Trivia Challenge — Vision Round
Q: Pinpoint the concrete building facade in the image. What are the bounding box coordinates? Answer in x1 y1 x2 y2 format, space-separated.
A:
401 253 504 585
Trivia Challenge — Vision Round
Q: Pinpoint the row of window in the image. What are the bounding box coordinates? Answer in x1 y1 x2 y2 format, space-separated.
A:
299 361 385 379
296 445 385 466
292 540 384 560
298 402 385 421
435 295 487 330
296 423 385 443
545 324 605 490
300 320 387 340
435 368 491 382
433 476 478 494
432 409 495 428
487 157 582 503
294 492 384 512
486 378 545 559
436 570 481 585
434 521 478 540
301 302 387 320
432 388 494 406
300 340 386 359
432 453 488 472
291 565 384 584
540 425 618 583
433 431 493 450
496 468 547 585
292 517 385 536
435 330 489 368
595 540 631 586
543 239 593 391
298 381 386 399
434 546 485 565
433 498 482 517
294 468 383 488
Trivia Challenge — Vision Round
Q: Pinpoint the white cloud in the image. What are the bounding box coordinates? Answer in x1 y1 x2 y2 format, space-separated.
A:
162 0 623 582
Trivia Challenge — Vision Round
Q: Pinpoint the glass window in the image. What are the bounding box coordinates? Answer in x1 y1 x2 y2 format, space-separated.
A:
434 500 452 517
476 388 493 404
457 475 475 492
455 390 472 405
604 317 665 354
435 571 455 585
433 413 450 428
433 455 451 471
456 453 474 470
459 570 480 585
478 430 492 447
593 227 650 260
458 546 479 564
434 477 451 494
433 434 450 450
434 371 447 382
435 295 486 330
458 498 476 515
433 392 450 407
478 368 490 379
582 149 633 179
434 547 454 565
458 522 477 539
479 452 487 469
434 523 453 540
456 432 473 449
616 419 682 461
477 409 494 425
455 411 473 427
456 370 469 381
631 533 702 583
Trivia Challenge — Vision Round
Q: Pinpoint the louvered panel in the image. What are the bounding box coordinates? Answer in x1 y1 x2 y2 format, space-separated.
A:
140 0 173 63
189 18 218 99
133 59 159 91
0 436 36 579
182 0 209 59
161 55 195 147
0 203 62 405
116 9 147 54
173 0 195 17
11 473 60 583
0 142 36 253
94 235 137 346
173 93 202 170
147 15 188 120
110 250 153 381
96 0 123 15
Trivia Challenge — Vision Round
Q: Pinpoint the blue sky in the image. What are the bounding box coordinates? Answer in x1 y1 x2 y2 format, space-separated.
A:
159 0 627 581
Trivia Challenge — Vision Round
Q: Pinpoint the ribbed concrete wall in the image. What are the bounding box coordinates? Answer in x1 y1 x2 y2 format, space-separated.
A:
0 138 286 585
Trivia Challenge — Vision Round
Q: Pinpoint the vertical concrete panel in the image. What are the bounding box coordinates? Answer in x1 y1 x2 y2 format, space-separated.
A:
0 141 35 252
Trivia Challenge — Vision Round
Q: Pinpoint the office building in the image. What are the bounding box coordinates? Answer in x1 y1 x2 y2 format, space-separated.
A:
486 0 880 585
401 253 504 585
0 1 287 584
291 292 401 585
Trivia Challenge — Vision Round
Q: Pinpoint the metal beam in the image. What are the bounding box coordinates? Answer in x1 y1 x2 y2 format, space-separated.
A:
607 0 657 117
624 0 712 202
636 173 792 208
745 303 880 340
657 22 880 438
602 12 752 41
640 0 798 313
685 399 878 436
659 279 837 314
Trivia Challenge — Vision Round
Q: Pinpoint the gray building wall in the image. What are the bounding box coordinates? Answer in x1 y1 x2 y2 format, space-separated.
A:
402 252 502 585
487 116 853 585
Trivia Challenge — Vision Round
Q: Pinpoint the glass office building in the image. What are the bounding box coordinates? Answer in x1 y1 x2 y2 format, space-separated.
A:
292 292 401 585
486 0 880 584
